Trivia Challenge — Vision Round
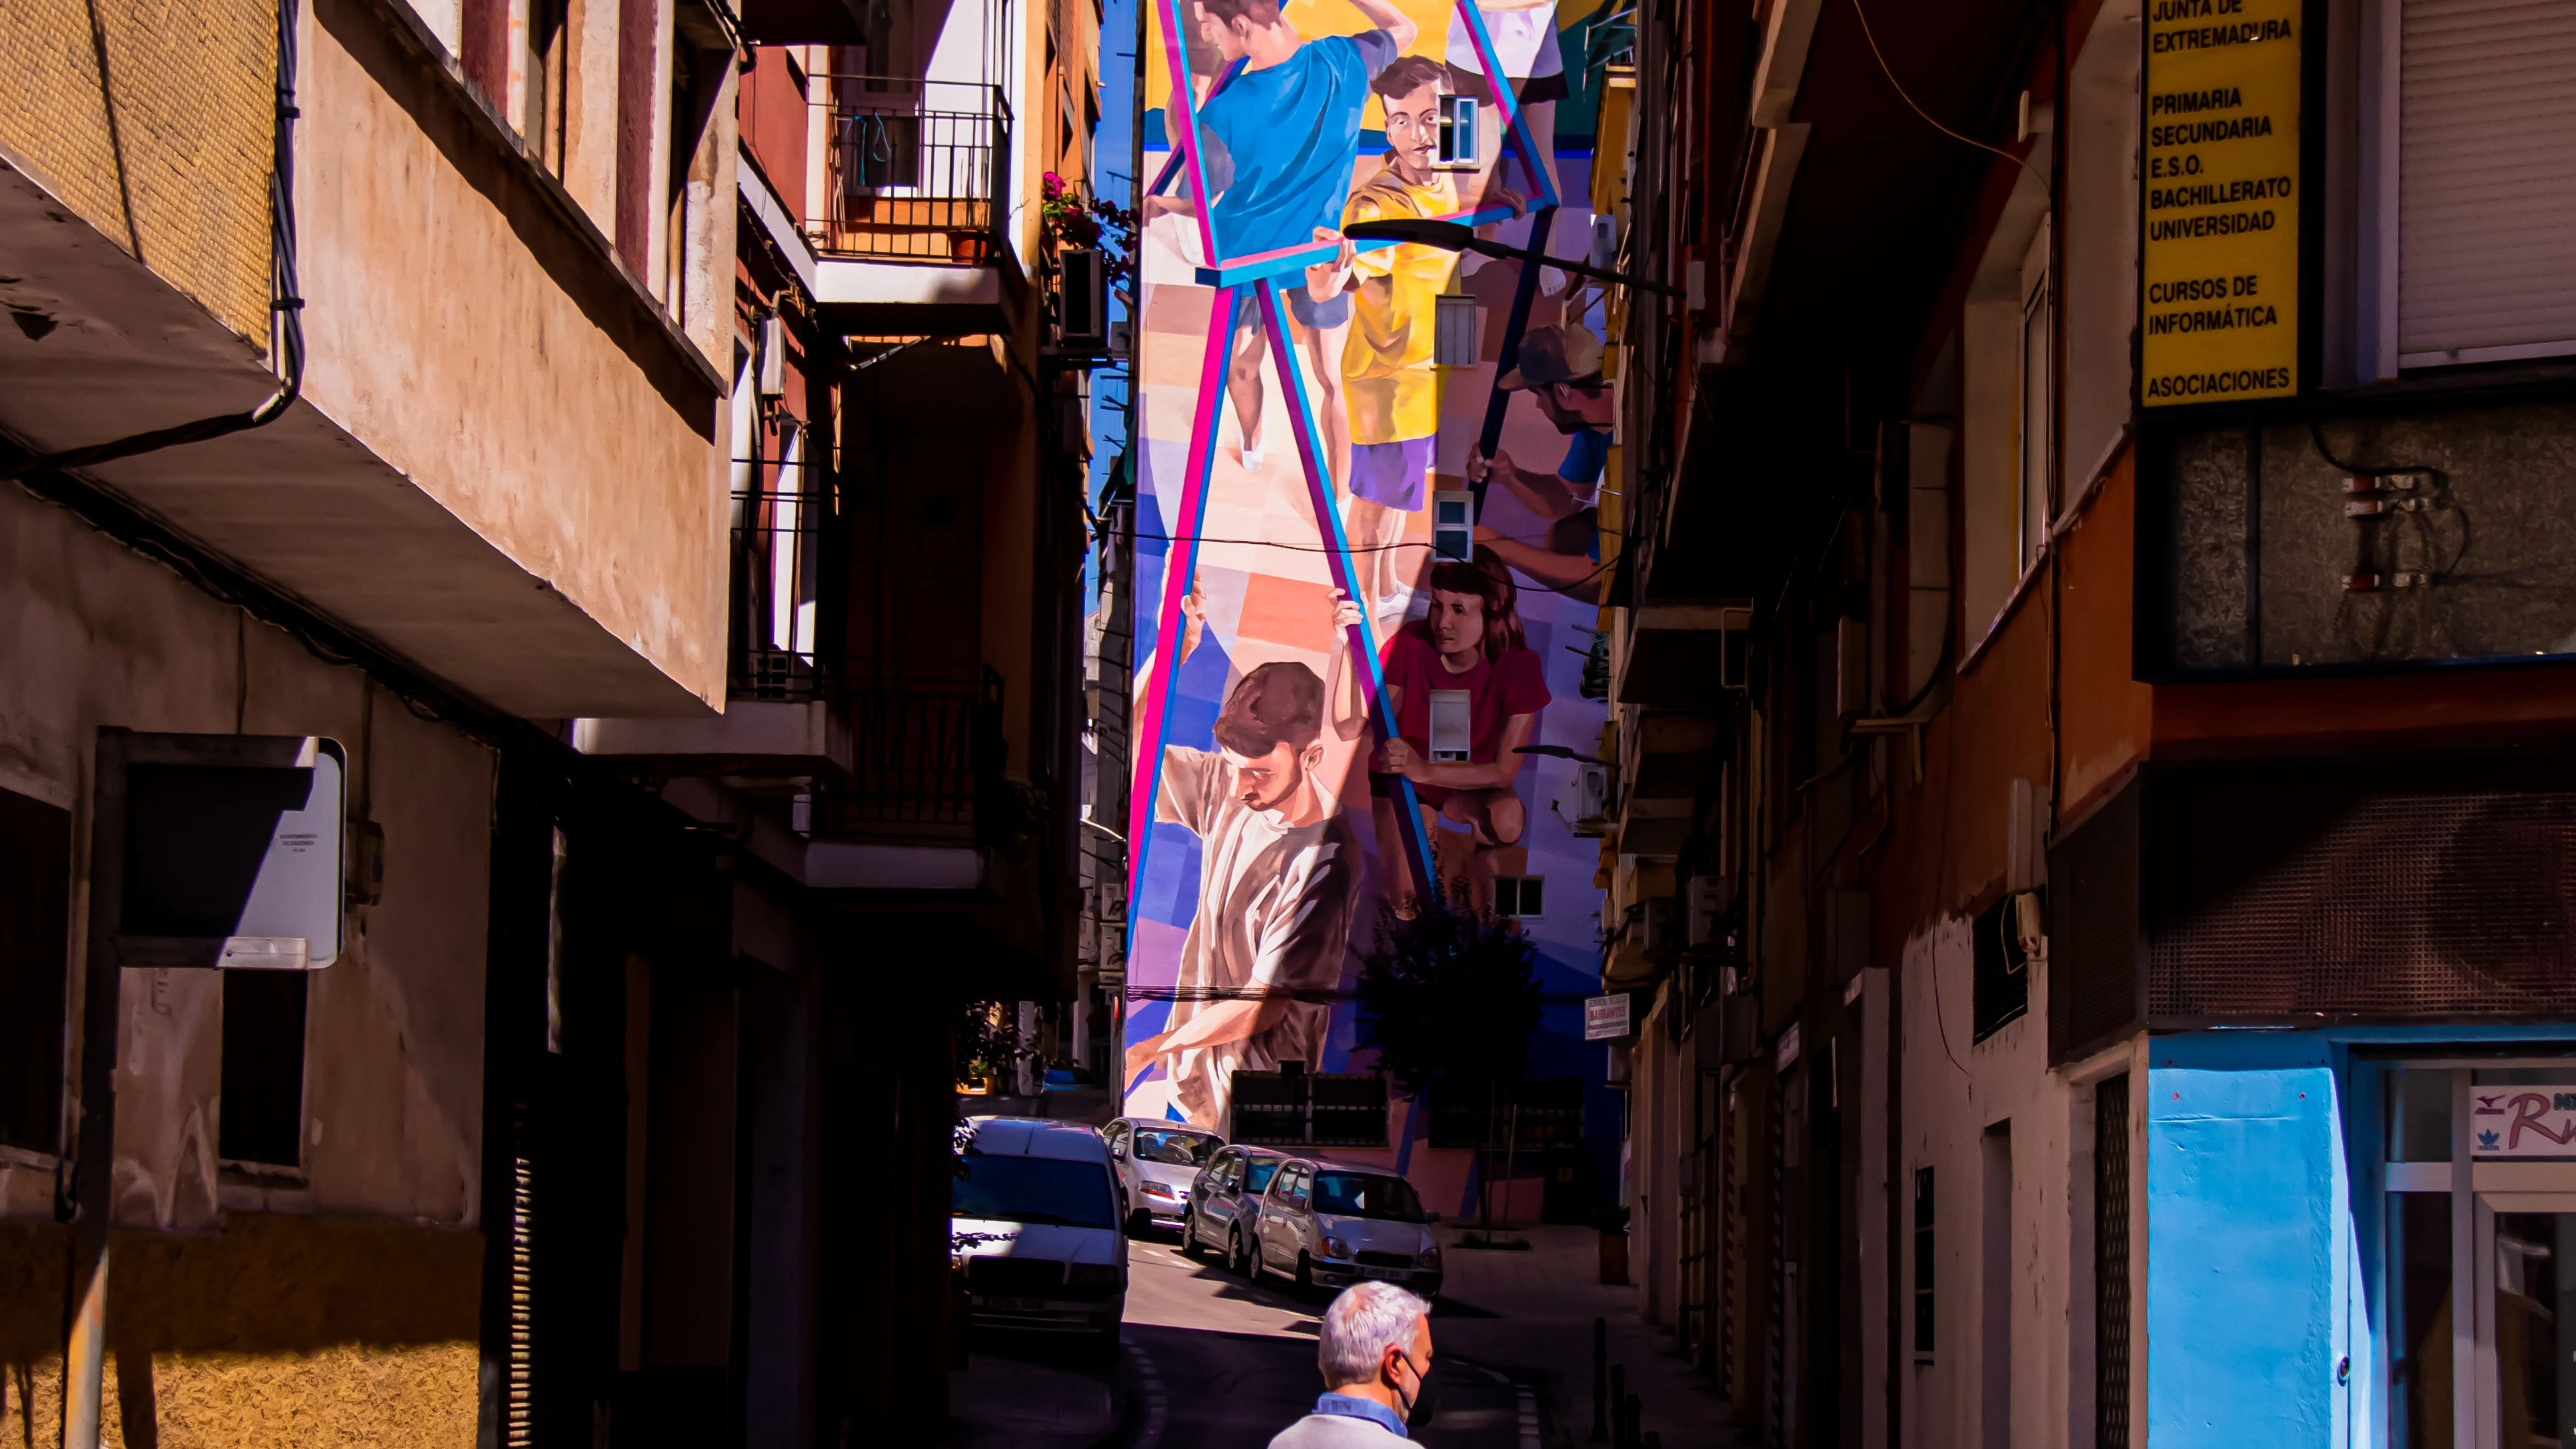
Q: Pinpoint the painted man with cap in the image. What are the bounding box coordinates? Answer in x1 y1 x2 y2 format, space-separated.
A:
1465 322 1614 601
1126 588 1365 1127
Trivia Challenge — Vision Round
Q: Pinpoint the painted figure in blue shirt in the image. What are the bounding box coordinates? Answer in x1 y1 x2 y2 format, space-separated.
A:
1153 0 1416 489
1465 323 1616 603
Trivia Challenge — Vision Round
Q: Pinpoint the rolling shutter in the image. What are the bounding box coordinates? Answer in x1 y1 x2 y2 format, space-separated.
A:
2397 0 2576 365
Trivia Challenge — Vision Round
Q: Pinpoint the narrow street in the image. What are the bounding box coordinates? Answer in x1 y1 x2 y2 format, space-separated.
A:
955 1218 1732 1449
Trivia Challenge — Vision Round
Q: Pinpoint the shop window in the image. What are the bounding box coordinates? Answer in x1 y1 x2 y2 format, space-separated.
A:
2383 1062 2576 1449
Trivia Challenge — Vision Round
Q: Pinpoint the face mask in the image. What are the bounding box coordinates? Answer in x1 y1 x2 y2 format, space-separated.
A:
1402 1354 1438 1429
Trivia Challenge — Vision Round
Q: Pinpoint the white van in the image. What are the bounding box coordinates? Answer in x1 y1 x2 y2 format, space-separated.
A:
951 1116 1128 1356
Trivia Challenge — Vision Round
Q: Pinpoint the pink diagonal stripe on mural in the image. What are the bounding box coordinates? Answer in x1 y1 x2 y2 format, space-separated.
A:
1251 279 1439 903
1454 0 1558 208
1124 285 1238 858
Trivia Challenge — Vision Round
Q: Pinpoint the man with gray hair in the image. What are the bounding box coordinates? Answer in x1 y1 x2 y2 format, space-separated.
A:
1269 1282 1436 1444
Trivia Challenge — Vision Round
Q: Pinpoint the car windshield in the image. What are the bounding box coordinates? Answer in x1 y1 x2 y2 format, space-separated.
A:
1243 1158 1283 1193
1133 1128 1218 1166
953 1154 1118 1229
1311 1172 1427 1222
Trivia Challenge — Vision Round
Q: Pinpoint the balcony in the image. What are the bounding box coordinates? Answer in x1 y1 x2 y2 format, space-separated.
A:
792 665 1007 891
804 76 1024 331
575 487 849 776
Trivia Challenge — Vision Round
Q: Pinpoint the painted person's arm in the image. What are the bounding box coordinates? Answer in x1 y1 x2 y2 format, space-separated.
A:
1473 525 1604 601
1324 589 1371 742
1384 709 1536 790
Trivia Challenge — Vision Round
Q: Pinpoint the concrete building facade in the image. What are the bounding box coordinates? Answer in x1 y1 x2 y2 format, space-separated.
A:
1 0 1094 1442
1588 1 2576 1448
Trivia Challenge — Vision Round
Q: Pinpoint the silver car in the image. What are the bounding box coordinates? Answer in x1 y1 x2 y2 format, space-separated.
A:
1251 1158 1443 1298
1105 1116 1223 1234
1181 1144 1290 1272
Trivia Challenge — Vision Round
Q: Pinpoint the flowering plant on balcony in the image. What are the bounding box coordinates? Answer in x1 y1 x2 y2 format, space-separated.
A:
1040 171 1137 289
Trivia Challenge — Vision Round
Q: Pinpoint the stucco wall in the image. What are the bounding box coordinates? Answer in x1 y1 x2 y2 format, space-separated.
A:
297 0 732 714
0 475 494 1230
0 424 494 1438
1896 918 2127 1449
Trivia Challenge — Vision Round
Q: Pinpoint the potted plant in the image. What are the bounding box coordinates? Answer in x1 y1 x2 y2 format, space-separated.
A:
1592 1202 1631 1285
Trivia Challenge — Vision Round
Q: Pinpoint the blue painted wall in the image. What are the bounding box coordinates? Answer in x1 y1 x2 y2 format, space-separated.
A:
2147 1059 2355 1449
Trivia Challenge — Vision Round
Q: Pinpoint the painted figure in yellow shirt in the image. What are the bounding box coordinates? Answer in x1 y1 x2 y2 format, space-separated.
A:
1326 55 1459 619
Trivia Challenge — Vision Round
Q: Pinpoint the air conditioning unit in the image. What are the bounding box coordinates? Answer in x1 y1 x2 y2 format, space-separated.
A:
1634 896 1677 952
1569 760 1610 836
1059 248 1108 349
1686 874 1736 947
1588 213 1619 271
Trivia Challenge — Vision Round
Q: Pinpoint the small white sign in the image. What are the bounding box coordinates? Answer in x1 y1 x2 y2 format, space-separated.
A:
2472 1088 2576 1158
1583 993 1631 1042
1776 1020 1802 1072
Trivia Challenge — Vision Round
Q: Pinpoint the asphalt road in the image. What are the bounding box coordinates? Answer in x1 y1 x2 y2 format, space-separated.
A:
1106 1225 1536 1449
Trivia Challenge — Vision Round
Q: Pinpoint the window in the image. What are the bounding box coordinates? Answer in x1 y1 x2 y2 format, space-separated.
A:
1435 293 1481 367
0 785 71 1154
2015 223 2051 577
2383 1062 2576 1449
952 1154 1119 1229
1914 1166 1935 1360
1132 1126 1219 1166
219 970 309 1168
1310 1172 1428 1223
2094 1075 2131 1449
1436 94 1479 168
522 0 570 176
1493 875 1545 918
2377 0 2576 370
1971 892 2030 1042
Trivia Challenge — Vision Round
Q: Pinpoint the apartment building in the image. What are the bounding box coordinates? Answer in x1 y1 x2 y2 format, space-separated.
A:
1590 0 2576 1446
0 0 1088 1443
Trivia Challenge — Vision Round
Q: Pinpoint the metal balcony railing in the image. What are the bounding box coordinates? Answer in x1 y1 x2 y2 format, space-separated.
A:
731 487 834 701
804 663 1005 843
811 75 1012 264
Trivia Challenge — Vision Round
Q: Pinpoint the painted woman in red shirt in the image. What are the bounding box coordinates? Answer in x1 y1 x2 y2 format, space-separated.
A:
1328 551 1549 916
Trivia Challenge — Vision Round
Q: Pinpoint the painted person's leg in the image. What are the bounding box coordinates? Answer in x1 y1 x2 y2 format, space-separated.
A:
1292 313 1353 499
1227 303 1267 468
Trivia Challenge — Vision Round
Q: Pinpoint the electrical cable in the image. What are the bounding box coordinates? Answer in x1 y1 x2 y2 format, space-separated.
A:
1848 0 2051 203
0 0 305 484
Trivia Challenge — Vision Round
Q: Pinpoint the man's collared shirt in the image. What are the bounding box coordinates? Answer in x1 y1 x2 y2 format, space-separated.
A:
1314 1392 1408 1439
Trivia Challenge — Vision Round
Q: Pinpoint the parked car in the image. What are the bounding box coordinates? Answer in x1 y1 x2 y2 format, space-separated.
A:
1250 1158 1443 1298
950 1116 1126 1356
1182 1144 1290 1271
1104 1116 1224 1235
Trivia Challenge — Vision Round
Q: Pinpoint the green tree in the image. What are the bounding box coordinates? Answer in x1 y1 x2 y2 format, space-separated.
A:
1355 900 1543 1226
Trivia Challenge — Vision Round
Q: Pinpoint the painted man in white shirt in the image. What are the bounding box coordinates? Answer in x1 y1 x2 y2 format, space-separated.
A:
1126 593 1364 1128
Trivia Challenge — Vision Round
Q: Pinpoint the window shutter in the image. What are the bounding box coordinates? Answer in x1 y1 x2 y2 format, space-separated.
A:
2397 0 2576 365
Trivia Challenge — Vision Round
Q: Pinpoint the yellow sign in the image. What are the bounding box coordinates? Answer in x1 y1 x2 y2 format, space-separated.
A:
2139 0 2302 406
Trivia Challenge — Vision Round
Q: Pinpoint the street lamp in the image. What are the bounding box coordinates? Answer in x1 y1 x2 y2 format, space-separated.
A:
1338 218 1686 299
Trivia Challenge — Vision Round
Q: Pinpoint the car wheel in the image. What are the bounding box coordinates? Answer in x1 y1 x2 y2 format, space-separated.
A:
1124 1206 1151 1238
1181 1214 1202 1258
1229 1228 1249 1277
1294 1252 1315 1295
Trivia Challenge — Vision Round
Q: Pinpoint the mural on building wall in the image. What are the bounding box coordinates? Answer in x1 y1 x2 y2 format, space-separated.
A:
1121 0 1620 1198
